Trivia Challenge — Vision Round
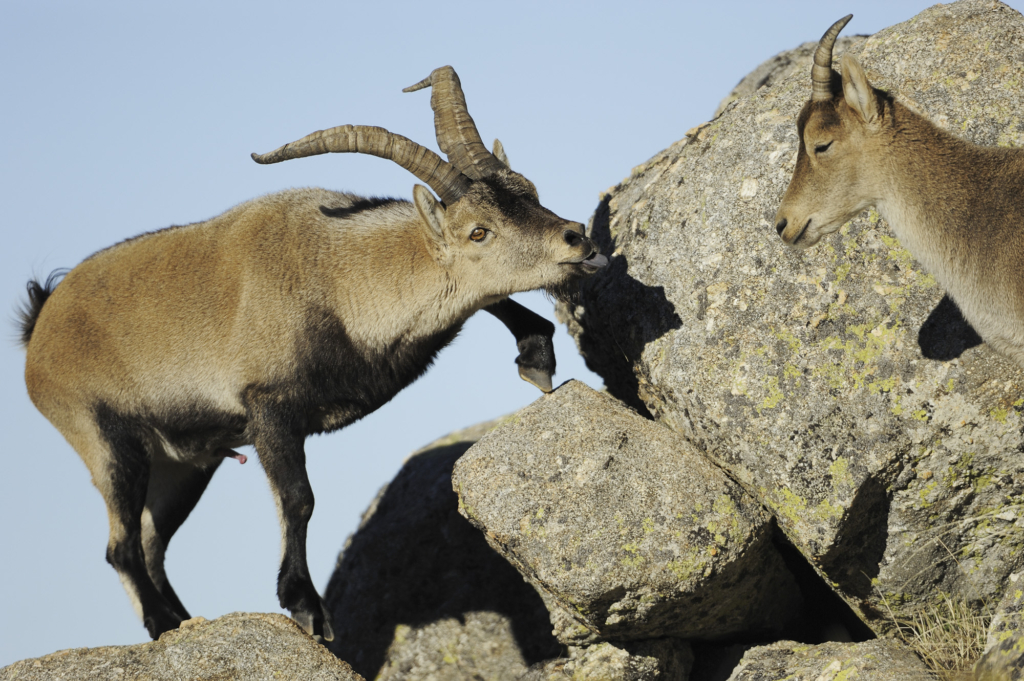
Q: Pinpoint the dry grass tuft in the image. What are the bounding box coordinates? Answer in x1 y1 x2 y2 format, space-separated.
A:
883 593 991 680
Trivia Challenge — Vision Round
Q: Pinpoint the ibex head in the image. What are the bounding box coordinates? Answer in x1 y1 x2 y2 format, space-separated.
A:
775 15 890 249
253 66 606 298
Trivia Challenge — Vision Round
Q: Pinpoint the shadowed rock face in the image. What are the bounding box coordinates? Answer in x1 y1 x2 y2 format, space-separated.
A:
0 613 365 681
558 0 1024 632
453 381 802 646
324 420 561 681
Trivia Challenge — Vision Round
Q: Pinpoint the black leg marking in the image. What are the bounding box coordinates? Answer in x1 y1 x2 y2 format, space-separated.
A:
244 389 334 641
143 456 221 619
485 298 556 392
95 403 184 639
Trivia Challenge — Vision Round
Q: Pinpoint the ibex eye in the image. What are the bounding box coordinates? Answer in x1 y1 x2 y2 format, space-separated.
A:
814 141 833 154
470 227 487 242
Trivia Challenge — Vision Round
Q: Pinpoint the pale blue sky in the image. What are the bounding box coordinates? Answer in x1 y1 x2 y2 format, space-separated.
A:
3 0 1018 666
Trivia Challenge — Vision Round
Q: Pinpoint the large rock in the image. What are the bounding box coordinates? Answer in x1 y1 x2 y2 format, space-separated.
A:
0 613 363 681
724 639 931 680
560 0 1024 631
453 380 801 646
324 420 560 681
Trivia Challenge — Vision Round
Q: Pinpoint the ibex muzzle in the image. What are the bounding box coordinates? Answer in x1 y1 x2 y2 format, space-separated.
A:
20 65 604 642
774 16 1024 368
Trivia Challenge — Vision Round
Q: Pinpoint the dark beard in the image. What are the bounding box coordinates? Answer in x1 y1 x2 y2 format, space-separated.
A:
544 278 582 306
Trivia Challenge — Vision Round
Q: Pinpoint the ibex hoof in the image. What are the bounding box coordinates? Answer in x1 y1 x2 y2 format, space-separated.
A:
518 365 553 393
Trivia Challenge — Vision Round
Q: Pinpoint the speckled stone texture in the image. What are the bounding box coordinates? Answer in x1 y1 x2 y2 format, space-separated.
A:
986 571 1024 652
975 628 1024 680
324 420 560 681
0 613 363 681
522 639 694 681
453 380 801 646
559 0 1024 632
724 639 931 680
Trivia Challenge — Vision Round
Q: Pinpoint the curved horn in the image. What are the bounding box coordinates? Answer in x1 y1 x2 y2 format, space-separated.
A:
252 125 470 205
812 14 853 101
404 66 506 181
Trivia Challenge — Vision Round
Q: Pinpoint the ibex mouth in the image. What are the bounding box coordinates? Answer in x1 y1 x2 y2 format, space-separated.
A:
580 253 608 271
790 219 811 246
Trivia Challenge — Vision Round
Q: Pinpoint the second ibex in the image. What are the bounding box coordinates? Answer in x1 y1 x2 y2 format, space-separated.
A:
19 66 606 641
776 15 1024 367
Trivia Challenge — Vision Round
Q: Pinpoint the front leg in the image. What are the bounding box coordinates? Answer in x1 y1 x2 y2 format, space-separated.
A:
245 391 334 642
484 298 556 392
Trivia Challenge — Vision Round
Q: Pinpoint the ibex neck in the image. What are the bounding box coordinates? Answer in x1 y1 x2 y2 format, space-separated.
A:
327 215 482 351
874 104 1003 291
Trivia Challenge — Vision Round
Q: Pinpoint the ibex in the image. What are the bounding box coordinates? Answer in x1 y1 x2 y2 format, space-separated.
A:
19 66 606 641
775 16 1024 366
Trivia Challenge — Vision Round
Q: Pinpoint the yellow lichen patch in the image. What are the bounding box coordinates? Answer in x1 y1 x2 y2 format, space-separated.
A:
830 457 854 491
759 376 785 412
621 542 645 568
772 325 802 353
879 234 917 271
814 321 903 391
868 376 897 395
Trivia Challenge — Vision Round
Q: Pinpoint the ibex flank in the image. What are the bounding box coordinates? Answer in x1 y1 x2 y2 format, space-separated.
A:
19 66 606 641
775 15 1024 367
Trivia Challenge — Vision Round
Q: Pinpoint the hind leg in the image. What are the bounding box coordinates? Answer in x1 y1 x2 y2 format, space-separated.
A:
75 408 185 639
141 454 221 618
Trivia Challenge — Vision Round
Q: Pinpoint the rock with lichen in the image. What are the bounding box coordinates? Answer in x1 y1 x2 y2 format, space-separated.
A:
452 380 802 646
724 639 931 680
521 639 694 681
975 628 1024 681
324 420 560 681
986 571 1024 653
558 0 1024 633
0 613 364 681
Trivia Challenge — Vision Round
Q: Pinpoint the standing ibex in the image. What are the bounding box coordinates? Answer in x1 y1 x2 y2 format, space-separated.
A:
775 16 1024 366
20 66 606 641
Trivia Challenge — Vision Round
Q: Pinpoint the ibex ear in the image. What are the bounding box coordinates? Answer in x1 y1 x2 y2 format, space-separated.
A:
493 139 510 168
840 54 879 125
412 184 449 255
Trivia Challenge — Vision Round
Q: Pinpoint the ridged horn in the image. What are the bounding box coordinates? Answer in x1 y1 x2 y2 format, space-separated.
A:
251 125 470 205
812 14 853 101
404 66 506 181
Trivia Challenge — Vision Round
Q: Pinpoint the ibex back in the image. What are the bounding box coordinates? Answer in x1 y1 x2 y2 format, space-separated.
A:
775 16 1024 366
19 66 606 641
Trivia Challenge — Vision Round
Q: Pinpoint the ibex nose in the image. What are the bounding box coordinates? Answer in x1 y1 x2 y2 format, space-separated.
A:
563 229 585 248
775 218 788 235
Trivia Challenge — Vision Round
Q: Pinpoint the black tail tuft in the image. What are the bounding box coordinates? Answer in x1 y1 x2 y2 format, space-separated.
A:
18 269 68 347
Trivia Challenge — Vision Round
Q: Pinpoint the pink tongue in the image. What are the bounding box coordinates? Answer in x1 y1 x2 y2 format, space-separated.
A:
229 453 248 465
585 254 609 268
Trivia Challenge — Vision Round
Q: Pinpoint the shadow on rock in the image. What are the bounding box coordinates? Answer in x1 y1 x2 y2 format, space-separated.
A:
565 194 682 417
818 473 894 624
324 437 561 679
918 294 982 361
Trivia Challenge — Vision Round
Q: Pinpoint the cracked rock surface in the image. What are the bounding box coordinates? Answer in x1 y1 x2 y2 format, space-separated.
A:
453 380 801 646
